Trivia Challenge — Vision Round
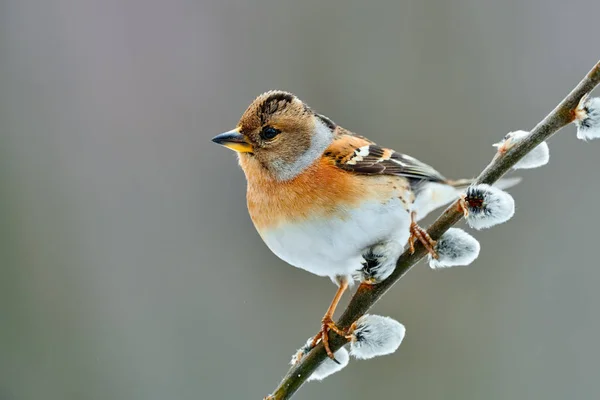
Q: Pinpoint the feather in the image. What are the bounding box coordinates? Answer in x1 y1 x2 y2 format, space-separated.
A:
325 134 447 182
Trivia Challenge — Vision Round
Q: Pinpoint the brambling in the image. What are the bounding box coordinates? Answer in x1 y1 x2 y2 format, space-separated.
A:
212 90 518 359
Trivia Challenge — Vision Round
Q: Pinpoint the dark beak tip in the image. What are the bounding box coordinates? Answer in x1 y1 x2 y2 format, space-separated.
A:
211 130 243 145
210 130 253 153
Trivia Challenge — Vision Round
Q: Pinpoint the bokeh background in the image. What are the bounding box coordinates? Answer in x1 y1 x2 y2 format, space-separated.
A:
2 1 600 399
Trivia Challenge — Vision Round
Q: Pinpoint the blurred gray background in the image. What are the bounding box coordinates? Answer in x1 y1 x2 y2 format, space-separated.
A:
1 1 599 399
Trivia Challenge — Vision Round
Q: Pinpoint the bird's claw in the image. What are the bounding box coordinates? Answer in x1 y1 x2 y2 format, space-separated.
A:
409 212 438 259
310 317 346 362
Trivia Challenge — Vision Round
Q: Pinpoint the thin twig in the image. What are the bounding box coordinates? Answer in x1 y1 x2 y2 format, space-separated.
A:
267 60 600 400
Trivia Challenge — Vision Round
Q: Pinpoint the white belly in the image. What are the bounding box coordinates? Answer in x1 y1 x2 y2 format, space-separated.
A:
259 198 411 279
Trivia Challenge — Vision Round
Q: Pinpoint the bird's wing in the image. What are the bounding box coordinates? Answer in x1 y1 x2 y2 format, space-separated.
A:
325 131 447 182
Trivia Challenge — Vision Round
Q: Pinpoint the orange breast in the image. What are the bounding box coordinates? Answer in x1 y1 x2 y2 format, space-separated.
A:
241 156 412 231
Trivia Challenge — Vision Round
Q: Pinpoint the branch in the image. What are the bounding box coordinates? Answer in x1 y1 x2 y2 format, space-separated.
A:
267 60 600 400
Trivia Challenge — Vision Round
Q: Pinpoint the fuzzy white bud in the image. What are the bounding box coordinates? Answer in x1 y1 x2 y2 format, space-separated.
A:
308 348 349 381
355 241 403 284
463 184 515 230
574 96 600 141
291 338 349 382
493 130 550 170
349 315 405 360
428 228 480 269
290 338 313 366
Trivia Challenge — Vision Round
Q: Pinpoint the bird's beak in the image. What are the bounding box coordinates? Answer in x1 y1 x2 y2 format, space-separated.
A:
211 129 253 153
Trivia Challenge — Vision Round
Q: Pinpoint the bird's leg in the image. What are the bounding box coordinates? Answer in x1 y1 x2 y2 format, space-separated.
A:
310 278 349 361
409 211 438 259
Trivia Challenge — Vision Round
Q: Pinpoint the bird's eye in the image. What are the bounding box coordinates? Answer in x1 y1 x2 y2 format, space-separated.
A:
261 126 281 140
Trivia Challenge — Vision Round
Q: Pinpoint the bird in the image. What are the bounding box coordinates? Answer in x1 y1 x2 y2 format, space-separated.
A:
212 90 518 360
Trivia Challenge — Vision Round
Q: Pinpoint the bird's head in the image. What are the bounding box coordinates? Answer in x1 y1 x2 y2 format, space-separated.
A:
212 90 336 181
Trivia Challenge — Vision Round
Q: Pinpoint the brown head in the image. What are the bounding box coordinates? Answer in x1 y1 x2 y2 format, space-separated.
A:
212 90 337 181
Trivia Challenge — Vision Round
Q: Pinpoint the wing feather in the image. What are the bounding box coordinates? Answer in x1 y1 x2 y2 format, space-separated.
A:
325 132 446 182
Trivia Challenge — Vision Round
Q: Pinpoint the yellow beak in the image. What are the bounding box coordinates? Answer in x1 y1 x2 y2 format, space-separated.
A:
211 129 253 153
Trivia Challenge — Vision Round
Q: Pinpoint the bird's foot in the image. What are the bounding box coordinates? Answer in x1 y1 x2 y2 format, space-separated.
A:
409 212 438 259
310 316 346 362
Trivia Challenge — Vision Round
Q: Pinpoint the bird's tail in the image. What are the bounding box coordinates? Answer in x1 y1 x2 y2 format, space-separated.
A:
412 176 521 222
